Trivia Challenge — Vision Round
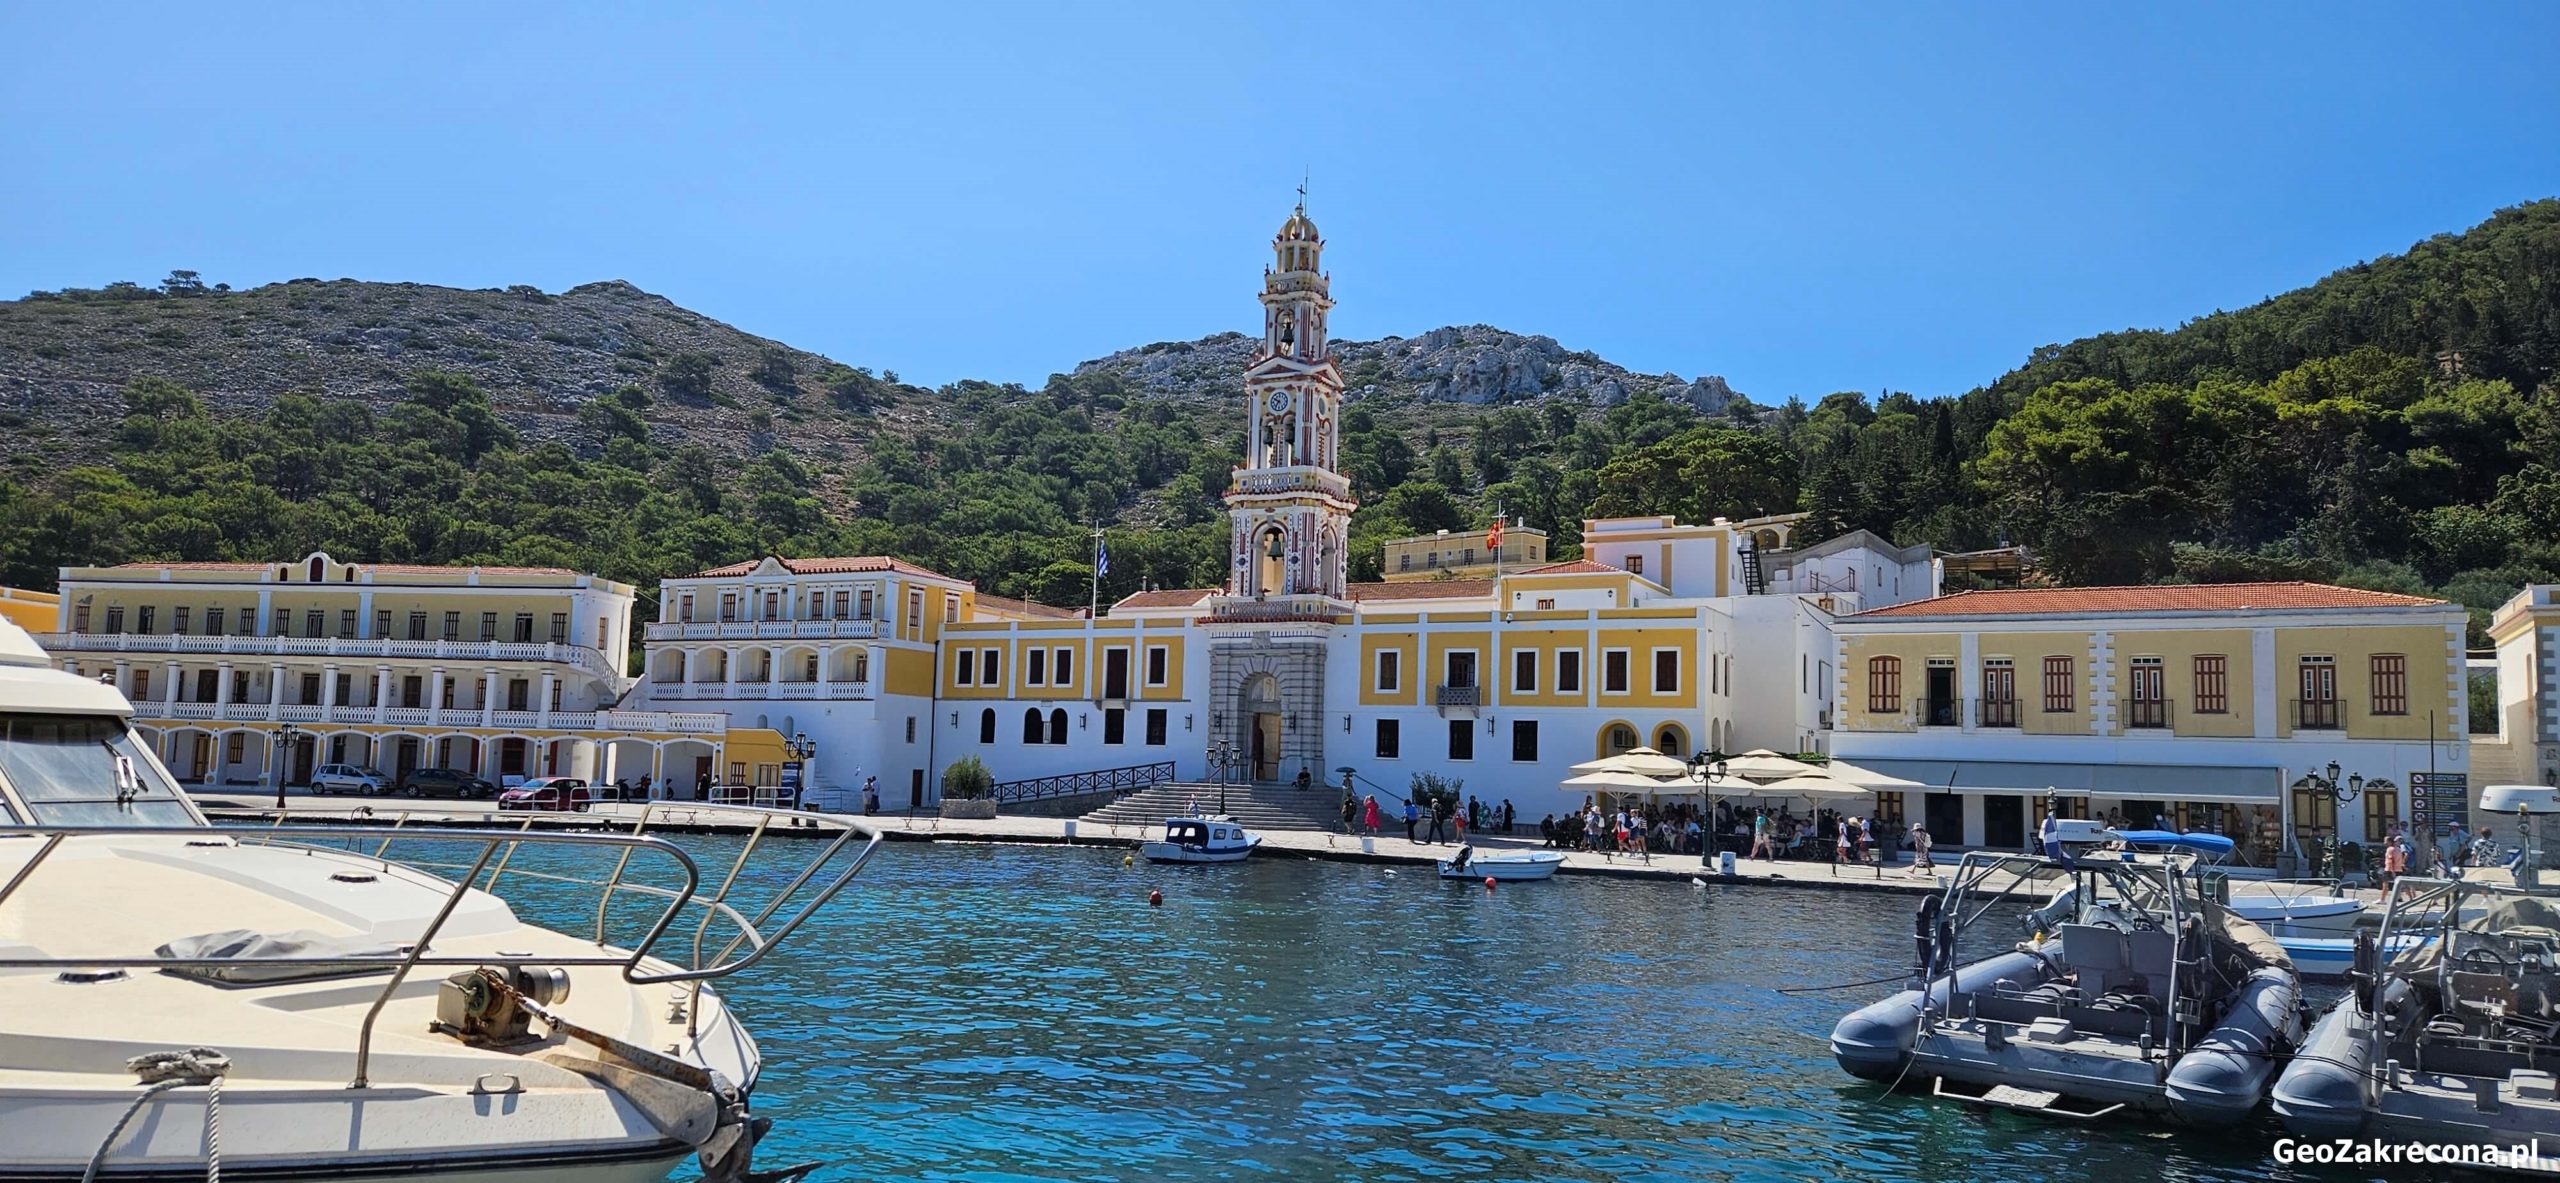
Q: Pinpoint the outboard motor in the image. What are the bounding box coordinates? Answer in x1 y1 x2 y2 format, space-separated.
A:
2026 885 2078 936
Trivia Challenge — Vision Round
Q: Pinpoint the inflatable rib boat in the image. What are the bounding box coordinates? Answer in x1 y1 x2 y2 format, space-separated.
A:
1831 837 2302 1126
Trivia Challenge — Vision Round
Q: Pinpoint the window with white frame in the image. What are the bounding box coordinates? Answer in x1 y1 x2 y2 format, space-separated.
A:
1557 650 1583 694
1602 649 1630 694
1513 649 1538 694
1376 649 1402 693
1652 649 1680 695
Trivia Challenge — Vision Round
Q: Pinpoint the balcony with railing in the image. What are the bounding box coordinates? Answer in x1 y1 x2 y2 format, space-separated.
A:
1435 684 1481 712
646 619 878 642
2124 697 2172 730
1918 696 1961 728
649 679 873 701
38 631 621 681
123 698 726 737
2294 698 2343 731
1228 467 1352 498
1977 697 2018 728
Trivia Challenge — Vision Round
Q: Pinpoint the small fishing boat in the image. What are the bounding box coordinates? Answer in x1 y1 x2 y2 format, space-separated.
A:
2223 885 2368 936
2272 784 2560 1164
1141 816 1260 864
1831 831 2303 1127
1437 846 1565 881
2273 931 2428 980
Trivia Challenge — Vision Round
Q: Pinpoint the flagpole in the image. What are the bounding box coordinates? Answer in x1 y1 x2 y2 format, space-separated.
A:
1089 527 1103 619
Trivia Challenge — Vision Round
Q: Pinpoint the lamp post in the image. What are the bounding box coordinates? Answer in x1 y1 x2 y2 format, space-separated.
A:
1208 739 1239 815
2289 761 2398 878
784 731 817 809
1685 751 1731 858
271 721 303 810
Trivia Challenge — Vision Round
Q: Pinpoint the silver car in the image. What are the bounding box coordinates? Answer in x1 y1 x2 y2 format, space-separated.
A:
309 763 388 795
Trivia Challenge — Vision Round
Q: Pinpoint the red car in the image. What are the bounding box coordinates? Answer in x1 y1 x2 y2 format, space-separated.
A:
496 777 592 812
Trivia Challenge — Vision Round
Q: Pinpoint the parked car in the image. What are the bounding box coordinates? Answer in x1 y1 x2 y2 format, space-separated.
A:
401 768 495 799
308 764 389 796
497 777 592 812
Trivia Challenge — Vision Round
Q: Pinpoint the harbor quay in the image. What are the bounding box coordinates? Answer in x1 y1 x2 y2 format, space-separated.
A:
194 787 2512 907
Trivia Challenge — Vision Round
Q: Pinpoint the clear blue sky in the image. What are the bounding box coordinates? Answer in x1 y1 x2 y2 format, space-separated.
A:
5 3 2557 404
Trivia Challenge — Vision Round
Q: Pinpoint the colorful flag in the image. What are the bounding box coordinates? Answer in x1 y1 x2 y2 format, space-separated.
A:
1095 534 1110 579
1486 517 1503 552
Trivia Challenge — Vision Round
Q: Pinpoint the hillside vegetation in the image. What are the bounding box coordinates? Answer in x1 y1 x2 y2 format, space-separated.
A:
1 200 2555 638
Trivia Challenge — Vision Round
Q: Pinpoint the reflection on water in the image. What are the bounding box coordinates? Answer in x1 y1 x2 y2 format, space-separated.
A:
411 833 2400 1181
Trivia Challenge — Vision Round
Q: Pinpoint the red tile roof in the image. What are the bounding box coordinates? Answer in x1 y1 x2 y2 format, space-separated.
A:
1114 588 1218 610
1513 559 1628 577
1349 579 1495 602
974 593 1081 619
680 555 961 582
110 561 580 576
1852 582 2448 619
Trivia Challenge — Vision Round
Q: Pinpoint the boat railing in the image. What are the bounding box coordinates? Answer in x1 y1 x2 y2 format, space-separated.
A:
0 805 882 1087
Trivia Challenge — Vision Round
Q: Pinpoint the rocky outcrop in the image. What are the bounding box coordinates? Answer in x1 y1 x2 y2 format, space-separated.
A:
1077 323 1740 411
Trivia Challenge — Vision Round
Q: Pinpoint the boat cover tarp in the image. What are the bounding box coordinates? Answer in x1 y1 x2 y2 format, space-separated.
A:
2387 894 2560 976
2200 898 2294 974
155 928 407 985
2113 829 2238 856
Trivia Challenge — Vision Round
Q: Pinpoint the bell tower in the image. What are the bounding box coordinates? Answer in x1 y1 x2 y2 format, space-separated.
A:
1225 200 1356 603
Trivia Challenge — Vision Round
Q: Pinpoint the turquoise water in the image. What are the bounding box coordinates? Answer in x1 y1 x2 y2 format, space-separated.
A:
602 839 2381 1183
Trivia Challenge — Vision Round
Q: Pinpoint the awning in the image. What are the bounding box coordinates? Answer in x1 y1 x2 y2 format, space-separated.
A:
1843 758 2283 804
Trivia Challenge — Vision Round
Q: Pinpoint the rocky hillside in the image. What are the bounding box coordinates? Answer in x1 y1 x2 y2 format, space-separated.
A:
0 276 942 474
1078 325 1739 410
0 276 1737 480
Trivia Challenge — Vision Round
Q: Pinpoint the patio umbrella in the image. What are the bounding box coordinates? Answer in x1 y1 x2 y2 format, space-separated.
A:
1744 772 1875 801
1723 749 1822 782
1561 769 1684 793
1568 746 1692 778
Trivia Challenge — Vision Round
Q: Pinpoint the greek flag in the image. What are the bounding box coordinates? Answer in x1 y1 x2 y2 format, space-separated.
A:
1095 534 1110 579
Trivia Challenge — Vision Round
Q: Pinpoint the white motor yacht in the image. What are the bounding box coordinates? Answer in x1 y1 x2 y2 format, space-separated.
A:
0 618 877 1183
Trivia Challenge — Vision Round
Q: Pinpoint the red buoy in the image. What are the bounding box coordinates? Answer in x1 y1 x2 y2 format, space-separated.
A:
1148 889 1163 907
1483 876 1497 890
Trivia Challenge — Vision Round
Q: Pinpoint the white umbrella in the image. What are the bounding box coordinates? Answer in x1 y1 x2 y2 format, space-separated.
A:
1568 747 1691 777
1723 749 1822 782
1742 773 1874 801
1561 769 1684 793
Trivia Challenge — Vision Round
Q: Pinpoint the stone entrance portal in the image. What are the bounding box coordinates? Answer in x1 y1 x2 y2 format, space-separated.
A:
1209 632 1327 786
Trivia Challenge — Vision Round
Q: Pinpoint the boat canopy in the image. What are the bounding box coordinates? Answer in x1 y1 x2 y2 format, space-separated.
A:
2110 829 2237 856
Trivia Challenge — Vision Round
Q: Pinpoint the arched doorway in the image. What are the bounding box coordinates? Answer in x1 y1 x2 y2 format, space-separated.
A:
1239 673 1283 781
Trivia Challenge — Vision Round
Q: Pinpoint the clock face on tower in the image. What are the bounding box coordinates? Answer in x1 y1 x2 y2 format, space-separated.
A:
1266 391 1290 414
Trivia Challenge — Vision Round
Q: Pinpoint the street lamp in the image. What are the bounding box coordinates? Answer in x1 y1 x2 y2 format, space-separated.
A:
784 731 817 809
1685 752 1731 858
1207 739 1240 815
271 722 303 810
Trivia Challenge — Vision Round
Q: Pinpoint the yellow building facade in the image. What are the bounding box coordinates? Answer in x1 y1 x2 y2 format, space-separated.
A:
1831 583 2469 868
39 552 729 788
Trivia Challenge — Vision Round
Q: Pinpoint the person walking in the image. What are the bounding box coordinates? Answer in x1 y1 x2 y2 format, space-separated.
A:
2380 832 2409 890
1909 822 1934 874
1454 803 1469 845
1402 797 1420 843
1426 796 1450 845
1339 791 1358 835
1751 810 1775 860
861 774 879 816
1501 798 1516 834
1362 793 1382 836
1834 821 1851 866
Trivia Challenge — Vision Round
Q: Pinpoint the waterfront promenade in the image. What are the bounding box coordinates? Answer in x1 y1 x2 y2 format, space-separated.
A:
186 787 1952 894
192 787 2485 902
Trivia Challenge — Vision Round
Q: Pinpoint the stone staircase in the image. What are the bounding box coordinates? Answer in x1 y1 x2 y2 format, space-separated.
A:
1080 780 1353 832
